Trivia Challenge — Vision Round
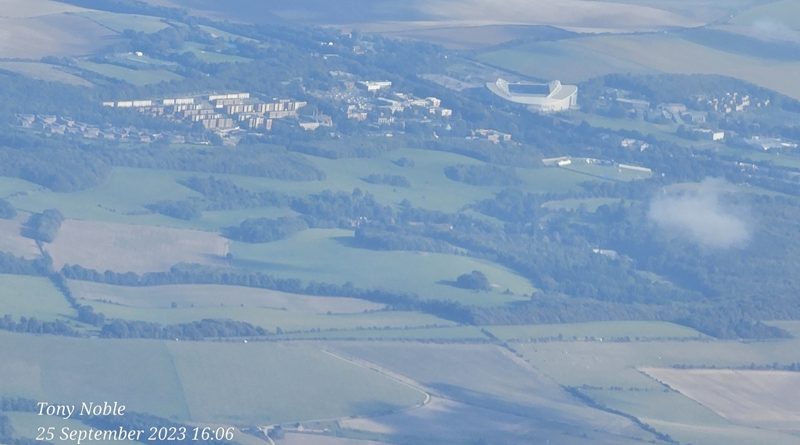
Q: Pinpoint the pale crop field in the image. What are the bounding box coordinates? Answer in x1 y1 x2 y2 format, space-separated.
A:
0 61 92 86
0 10 115 59
0 215 40 259
641 368 800 432
45 219 230 273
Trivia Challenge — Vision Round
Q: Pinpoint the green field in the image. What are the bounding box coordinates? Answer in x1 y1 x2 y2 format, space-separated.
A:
68 281 384 313
68 280 454 332
76 61 182 86
0 175 45 198
486 321 705 341
7 167 204 227
85 300 452 333
232 228 534 306
0 331 424 424
0 274 75 321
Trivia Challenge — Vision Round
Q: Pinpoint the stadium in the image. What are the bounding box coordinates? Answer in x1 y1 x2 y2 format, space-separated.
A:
487 78 578 113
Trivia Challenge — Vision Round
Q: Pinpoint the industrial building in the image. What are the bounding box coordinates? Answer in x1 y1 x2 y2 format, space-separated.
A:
487 78 578 113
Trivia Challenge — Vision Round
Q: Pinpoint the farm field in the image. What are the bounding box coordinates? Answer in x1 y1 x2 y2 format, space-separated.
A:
585 387 800 445
330 341 653 444
513 337 800 445
486 321 705 341
68 275 456 334
0 274 74 321
0 1 114 59
231 228 534 306
76 61 183 86
44 219 230 273
514 338 800 388
0 61 92 86
74 10 169 33
0 331 424 425
81 300 451 333
641 368 800 431
477 32 800 100
0 215 40 258
68 281 385 313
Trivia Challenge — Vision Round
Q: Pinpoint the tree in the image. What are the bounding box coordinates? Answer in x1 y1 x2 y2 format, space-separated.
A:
455 270 491 291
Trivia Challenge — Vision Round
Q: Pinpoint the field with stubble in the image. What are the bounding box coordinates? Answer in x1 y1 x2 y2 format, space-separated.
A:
45 219 230 273
641 368 800 432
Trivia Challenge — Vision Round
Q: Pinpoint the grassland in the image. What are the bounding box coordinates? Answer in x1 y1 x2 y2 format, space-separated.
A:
6 149 601 228
67 280 455 332
231 228 534 306
84 301 451 333
45 219 230 273
0 331 424 424
68 281 385 313
7 167 206 227
0 274 74 321
76 61 182 86
0 61 92 86
477 32 800 100
332 342 651 444
0 3 115 59
73 10 169 33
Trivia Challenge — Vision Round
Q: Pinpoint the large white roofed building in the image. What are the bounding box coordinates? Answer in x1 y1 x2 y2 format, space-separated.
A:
487 78 578 113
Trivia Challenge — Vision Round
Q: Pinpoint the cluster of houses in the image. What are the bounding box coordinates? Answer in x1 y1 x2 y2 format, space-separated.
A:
102 92 320 133
16 114 182 144
314 74 454 133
